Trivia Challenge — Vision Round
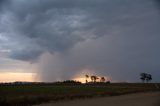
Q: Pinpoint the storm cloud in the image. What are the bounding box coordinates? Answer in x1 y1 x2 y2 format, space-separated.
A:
0 0 160 82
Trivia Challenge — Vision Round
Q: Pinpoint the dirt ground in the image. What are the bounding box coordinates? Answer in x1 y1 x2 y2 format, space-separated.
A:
34 92 160 106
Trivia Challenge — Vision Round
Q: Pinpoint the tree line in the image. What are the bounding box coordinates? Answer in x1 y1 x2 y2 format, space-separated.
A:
85 75 107 83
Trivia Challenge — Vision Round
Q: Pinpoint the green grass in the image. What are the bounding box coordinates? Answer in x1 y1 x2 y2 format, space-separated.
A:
0 83 160 106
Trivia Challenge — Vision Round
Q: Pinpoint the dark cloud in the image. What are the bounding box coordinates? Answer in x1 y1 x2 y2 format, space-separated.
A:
0 0 11 13
10 49 43 61
0 0 103 60
155 0 160 11
0 0 8 7
0 0 160 82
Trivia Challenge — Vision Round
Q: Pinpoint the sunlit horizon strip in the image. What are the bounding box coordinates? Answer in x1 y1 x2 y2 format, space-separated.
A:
0 72 36 82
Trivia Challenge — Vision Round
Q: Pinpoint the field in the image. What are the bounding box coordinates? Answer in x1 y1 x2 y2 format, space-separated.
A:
0 83 160 106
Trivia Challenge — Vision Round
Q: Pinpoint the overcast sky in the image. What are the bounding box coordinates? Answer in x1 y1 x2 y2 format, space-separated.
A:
0 0 160 82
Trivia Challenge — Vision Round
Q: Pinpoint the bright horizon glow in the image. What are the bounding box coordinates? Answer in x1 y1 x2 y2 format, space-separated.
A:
72 68 111 83
72 77 91 83
0 72 36 82
72 76 110 83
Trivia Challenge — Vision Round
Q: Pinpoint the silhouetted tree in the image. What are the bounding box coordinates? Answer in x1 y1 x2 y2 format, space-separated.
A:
146 74 152 83
91 76 99 83
100 77 105 83
140 73 147 83
85 75 89 83
140 73 152 83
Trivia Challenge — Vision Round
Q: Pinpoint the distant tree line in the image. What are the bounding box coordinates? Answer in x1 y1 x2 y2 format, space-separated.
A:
85 75 109 83
0 80 82 86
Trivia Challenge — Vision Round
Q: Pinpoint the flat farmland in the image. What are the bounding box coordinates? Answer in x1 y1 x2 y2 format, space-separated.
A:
0 83 160 106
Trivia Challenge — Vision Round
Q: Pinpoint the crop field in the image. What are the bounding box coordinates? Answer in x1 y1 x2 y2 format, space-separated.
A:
0 83 160 106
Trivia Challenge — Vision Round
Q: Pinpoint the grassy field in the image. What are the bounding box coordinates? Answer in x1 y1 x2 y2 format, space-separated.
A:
0 83 160 106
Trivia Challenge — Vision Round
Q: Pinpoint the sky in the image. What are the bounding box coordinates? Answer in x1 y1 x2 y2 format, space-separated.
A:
0 0 160 82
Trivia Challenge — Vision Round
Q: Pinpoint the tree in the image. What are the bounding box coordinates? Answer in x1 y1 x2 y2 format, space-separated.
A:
140 73 152 83
146 74 152 83
91 76 95 82
100 77 105 83
91 76 99 83
140 73 147 83
85 75 89 83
